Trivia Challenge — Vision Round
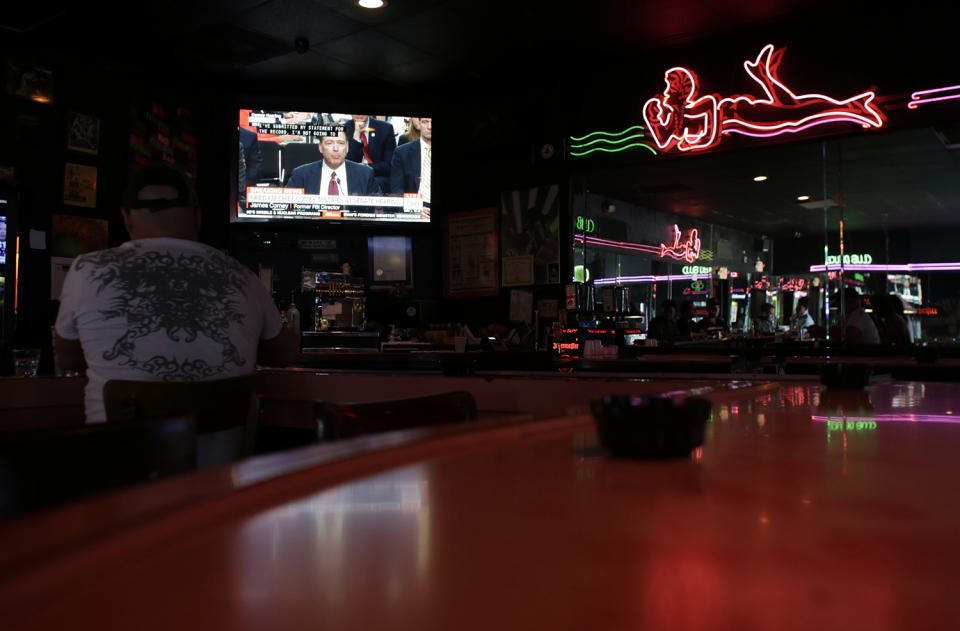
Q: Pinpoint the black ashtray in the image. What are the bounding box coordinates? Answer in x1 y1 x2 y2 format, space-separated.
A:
819 363 872 389
591 395 711 459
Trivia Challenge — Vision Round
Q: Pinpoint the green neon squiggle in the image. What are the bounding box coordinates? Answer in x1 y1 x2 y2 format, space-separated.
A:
570 143 658 157
569 134 646 150
569 125 646 142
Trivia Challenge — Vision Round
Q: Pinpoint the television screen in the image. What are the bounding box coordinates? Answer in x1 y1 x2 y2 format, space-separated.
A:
235 109 431 224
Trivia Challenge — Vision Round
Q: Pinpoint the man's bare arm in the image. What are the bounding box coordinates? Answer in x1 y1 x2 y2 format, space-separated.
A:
54 333 87 372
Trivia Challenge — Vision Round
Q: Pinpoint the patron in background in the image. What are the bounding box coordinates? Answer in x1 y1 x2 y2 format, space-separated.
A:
648 300 680 342
344 115 396 193
390 117 431 202
753 303 777 335
676 300 696 339
397 117 420 146
844 288 880 344
238 126 262 187
54 164 299 423
873 294 912 345
286 129 381 195
697 298 729 335
789 297 815 339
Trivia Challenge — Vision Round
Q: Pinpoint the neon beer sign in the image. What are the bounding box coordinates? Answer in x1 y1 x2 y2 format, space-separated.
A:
643 44 886 154
826 253 873 265
575 216 596 233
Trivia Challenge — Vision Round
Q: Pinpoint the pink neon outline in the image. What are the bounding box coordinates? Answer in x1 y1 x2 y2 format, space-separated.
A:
658 225 702 263
723 115 875 138
574 235 661 255
575 224 702 263
718 44 884 135
908 92 960 109
911 84 960 98
809 263 960 272
594 273 711 286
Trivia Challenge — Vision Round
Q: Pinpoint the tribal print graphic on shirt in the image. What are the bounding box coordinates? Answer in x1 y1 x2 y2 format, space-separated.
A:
75 246 250 380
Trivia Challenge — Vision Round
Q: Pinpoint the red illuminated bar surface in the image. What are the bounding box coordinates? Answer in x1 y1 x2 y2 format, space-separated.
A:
3 379 960 629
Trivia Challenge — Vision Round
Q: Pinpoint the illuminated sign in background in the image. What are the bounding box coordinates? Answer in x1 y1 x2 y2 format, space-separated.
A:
568 126 658 157
575 216 596 233
573 223 701 263
826 253 873 265
571 43 886 158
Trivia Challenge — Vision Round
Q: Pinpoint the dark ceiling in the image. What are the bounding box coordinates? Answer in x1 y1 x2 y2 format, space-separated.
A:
2 0 849 87
4 1 959 236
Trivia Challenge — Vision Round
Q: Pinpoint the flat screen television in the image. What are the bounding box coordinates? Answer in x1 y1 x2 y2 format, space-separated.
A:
234 109 431 224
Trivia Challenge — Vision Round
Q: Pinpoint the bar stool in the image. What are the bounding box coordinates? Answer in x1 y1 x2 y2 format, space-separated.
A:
103 374 260 468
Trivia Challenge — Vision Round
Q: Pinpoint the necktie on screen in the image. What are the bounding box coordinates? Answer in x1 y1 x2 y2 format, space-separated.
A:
420 146 431 203
328 171 339 196
360 131 373 164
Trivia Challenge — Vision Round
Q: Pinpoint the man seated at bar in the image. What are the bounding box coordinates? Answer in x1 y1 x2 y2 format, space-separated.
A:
53 164 299 423
647 300 680 342
676 300 696 339
874 294 913 345
844 288 880 345
789 297 815 339
696 297 728 335
753 303 777 336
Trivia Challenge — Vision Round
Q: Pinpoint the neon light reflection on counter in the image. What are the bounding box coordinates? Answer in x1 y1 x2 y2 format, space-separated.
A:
812 414 960 424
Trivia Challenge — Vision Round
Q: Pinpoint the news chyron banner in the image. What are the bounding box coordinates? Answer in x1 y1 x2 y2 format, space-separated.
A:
243 190 425 221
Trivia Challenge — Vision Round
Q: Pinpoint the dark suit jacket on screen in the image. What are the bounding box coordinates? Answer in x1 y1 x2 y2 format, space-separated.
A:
239 127 263 186
285 160 381 196
390 140 422 195
344 118 396 191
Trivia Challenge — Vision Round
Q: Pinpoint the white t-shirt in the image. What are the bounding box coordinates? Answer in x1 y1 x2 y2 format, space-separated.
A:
791 311 815 338
55 238 282 422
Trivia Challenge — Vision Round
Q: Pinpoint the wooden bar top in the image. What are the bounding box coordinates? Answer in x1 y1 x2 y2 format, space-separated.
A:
3 379 959 628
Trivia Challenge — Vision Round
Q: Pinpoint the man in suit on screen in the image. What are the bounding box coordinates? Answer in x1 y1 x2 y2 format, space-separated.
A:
390 117 431 202
344 115 396 193
286 129 380 196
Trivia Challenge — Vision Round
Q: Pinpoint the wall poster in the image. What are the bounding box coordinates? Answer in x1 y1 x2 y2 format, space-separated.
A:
62 163 97 208
446 208 498 298
500 184 561 286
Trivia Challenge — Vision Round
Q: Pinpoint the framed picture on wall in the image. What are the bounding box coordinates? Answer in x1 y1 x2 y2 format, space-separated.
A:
51 214 108 258
5 60 54 104
67 112 100 155
62 163 98 208
445 208 499 298
500 184 561 286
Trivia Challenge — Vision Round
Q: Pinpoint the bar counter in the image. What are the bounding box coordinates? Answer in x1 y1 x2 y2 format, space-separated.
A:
2 378 959 629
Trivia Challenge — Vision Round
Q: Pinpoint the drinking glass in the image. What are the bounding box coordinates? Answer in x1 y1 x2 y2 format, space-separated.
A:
13 348 41 377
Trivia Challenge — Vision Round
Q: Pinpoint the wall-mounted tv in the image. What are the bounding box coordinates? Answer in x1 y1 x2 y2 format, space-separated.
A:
235 109 431 224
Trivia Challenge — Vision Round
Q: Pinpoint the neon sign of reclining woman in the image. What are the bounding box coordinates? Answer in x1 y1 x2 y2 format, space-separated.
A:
642 44 886 153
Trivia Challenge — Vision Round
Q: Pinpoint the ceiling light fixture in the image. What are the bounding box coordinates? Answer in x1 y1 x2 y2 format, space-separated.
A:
357 0 387 8
797 195 810 201
753 175 767 182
